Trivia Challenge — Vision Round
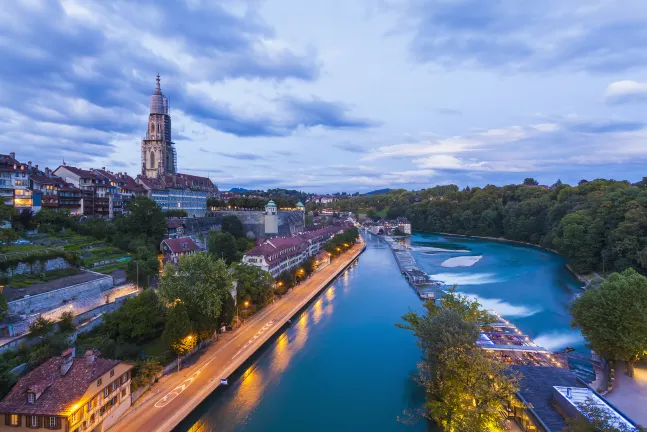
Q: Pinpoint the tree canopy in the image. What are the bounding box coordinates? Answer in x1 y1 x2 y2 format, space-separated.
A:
571 268 647 376
231 263 274 307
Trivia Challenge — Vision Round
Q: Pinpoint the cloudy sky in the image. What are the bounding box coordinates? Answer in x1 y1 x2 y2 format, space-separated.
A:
2 0 647 192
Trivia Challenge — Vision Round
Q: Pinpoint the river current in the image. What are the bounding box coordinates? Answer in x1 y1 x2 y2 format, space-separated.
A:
177 232 587 432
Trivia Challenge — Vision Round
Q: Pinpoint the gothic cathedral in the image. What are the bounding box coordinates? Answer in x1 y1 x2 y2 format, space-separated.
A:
141 75 177 178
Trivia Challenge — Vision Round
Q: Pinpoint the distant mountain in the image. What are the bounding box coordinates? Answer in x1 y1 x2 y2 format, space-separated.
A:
229 187 255 193
364 188 391 196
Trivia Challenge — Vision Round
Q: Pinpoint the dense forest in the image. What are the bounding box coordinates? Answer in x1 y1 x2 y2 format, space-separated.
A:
322 178 647 274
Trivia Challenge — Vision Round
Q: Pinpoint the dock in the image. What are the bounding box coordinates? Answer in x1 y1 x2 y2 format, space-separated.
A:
377 233 443 300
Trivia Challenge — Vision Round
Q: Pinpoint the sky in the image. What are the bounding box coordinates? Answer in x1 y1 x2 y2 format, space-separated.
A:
2 0 647 193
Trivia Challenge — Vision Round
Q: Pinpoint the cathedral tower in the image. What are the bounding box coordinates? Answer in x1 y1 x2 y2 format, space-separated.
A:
141 74 177 178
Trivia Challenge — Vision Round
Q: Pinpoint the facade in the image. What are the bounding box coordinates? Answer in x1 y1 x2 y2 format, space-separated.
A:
0 154 33 210
243 226 341 277
166 219 185 239
141 75 177 178
54 166 112 218
0 349 133 432
160 237 201 264
264 200 278 235
137 175 211 217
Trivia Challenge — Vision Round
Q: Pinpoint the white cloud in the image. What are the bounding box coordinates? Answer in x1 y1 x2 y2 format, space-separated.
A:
605 80 647 104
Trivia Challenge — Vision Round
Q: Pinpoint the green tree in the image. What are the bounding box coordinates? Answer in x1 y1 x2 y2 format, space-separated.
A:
231 263 274 306
277 270 295 290
0 228 18 249
126 246 159 288
571 268 647 376
523 178 539 186
28 317 55 338
0 294 8 322
114 197 166 251
158 253 234 333
221 215 245 238
101 290 166 344
208 231 240 264
0 205 14 225
131 359 162 391
58 311 76 333
162 302 194 353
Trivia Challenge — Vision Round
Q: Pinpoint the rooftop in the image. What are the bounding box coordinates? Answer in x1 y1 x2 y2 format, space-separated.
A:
161 237 200 254
0 350 129 416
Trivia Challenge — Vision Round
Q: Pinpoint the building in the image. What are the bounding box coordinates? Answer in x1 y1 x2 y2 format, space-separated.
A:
161 237 201 264
264 200 278 235
0 153 33 211
509 365 639 431
242 226 341 277
166 219 185 239
137 175 212 217
141 74 177 178
54 166 114 218
0 348 134 432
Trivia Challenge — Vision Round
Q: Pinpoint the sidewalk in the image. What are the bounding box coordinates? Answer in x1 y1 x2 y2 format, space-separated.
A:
606 361 647 427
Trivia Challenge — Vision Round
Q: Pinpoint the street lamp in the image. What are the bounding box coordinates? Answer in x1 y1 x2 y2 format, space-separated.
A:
177 334 194 372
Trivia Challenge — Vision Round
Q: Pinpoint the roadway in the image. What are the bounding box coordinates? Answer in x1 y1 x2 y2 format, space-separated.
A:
109 243 364 432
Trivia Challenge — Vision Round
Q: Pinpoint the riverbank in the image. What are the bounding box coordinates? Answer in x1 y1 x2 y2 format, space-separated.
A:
109 242 366 432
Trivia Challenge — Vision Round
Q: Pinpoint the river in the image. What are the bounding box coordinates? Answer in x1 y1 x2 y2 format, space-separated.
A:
176 232 587 432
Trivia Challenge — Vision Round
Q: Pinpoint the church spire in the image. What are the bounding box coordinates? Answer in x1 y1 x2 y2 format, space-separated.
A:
155 73 161 95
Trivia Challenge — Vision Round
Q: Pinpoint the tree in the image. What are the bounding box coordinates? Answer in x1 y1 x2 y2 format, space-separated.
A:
162 302 194 353
126 246 159 288
101 290 166 344
277 270 295 290
0 205 14 225
165 209 187 218
208 231 240 264
523 178 539 186
58 311 76 333
131 359 162 391
421 286 496 325
28 317 55 338
158 253 234 334
0 294 7 322
221 215 245 238
114 197 166 251
0 229 18 249
571 268 647 376
231 263 274 306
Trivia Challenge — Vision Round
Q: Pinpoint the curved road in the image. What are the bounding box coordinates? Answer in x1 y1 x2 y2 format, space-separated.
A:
108 244 364 432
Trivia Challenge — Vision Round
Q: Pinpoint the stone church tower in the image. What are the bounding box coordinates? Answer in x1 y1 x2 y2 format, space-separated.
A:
141 75 177 178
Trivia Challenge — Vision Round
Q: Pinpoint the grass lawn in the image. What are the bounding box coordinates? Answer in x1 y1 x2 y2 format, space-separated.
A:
141 337 173 363
6 267 82 288
95 261 129 275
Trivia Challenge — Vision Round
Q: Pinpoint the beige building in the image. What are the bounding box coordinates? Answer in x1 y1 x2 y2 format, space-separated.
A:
0 349 133 432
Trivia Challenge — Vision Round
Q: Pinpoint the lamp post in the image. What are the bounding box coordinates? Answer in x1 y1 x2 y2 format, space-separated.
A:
177 334 193 372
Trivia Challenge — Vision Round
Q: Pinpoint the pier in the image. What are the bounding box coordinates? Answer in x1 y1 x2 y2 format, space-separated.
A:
378 233 441 300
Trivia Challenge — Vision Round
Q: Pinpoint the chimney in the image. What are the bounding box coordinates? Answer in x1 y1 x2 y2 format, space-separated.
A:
28 161 32 168
85 349 95 364
566 388 572 399
60 347 75 376
35 164 38 170
102 167 105 171
9 152 15 159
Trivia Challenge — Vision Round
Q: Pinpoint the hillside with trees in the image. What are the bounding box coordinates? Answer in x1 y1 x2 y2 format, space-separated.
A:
326 179 647 274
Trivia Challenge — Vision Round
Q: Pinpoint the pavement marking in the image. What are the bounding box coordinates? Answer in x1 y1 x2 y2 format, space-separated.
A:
153 319 277 409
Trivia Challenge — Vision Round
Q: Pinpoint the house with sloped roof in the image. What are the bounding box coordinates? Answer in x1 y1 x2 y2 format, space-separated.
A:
160 237 201 264
0 348 133 432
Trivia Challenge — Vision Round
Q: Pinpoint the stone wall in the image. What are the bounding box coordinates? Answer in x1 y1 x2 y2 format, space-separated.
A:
7 274 113 316
183 211 304 238
2 257 72 277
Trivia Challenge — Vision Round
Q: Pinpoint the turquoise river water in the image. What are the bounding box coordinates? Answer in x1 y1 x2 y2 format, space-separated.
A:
177 232 587 432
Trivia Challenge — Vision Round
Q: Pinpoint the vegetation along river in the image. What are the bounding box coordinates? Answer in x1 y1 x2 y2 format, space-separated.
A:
177 232 588 432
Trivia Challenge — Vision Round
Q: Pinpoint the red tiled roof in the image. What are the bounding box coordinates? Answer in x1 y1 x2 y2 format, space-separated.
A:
161 237 200 254
137 173 215 191
0 352 129 416
56 165 102 180
30 174 66 186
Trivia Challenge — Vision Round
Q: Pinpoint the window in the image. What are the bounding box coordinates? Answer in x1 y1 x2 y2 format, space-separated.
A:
104 387 109 398
97 378 102 387
111 381 117 391
71 410 78 423
121 389 127 398
110 369 114 377
27 392 35 404
31 415 38 428
49 416 56 428
10 414 18 425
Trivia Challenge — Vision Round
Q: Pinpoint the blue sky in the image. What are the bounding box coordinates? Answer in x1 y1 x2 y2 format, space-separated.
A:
2 0 647 192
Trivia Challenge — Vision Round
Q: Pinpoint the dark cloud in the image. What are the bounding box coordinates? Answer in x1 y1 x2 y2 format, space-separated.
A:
334 142 366 153
569 121 647 134
394 0 647 72
281 96 380 130
216 152 266 161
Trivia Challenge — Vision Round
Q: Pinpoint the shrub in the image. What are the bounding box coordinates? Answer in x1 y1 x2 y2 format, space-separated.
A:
28 316 54 338
58 311 76 333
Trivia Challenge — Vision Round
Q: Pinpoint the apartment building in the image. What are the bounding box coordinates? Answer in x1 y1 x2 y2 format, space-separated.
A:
0 349 134 432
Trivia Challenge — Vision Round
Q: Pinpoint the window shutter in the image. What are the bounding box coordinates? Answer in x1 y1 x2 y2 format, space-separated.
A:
56 417 62 430
4 414 9 426
17 415 22 427
38 416 43 428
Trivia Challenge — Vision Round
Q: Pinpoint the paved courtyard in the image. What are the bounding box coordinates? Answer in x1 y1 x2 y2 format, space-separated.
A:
606 361 647 428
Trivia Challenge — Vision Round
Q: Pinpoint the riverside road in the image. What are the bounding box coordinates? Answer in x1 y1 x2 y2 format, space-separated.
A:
108 243 364 432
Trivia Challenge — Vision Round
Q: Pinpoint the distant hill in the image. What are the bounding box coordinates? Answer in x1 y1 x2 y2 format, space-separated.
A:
364 188 391 196
229 187 255 194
